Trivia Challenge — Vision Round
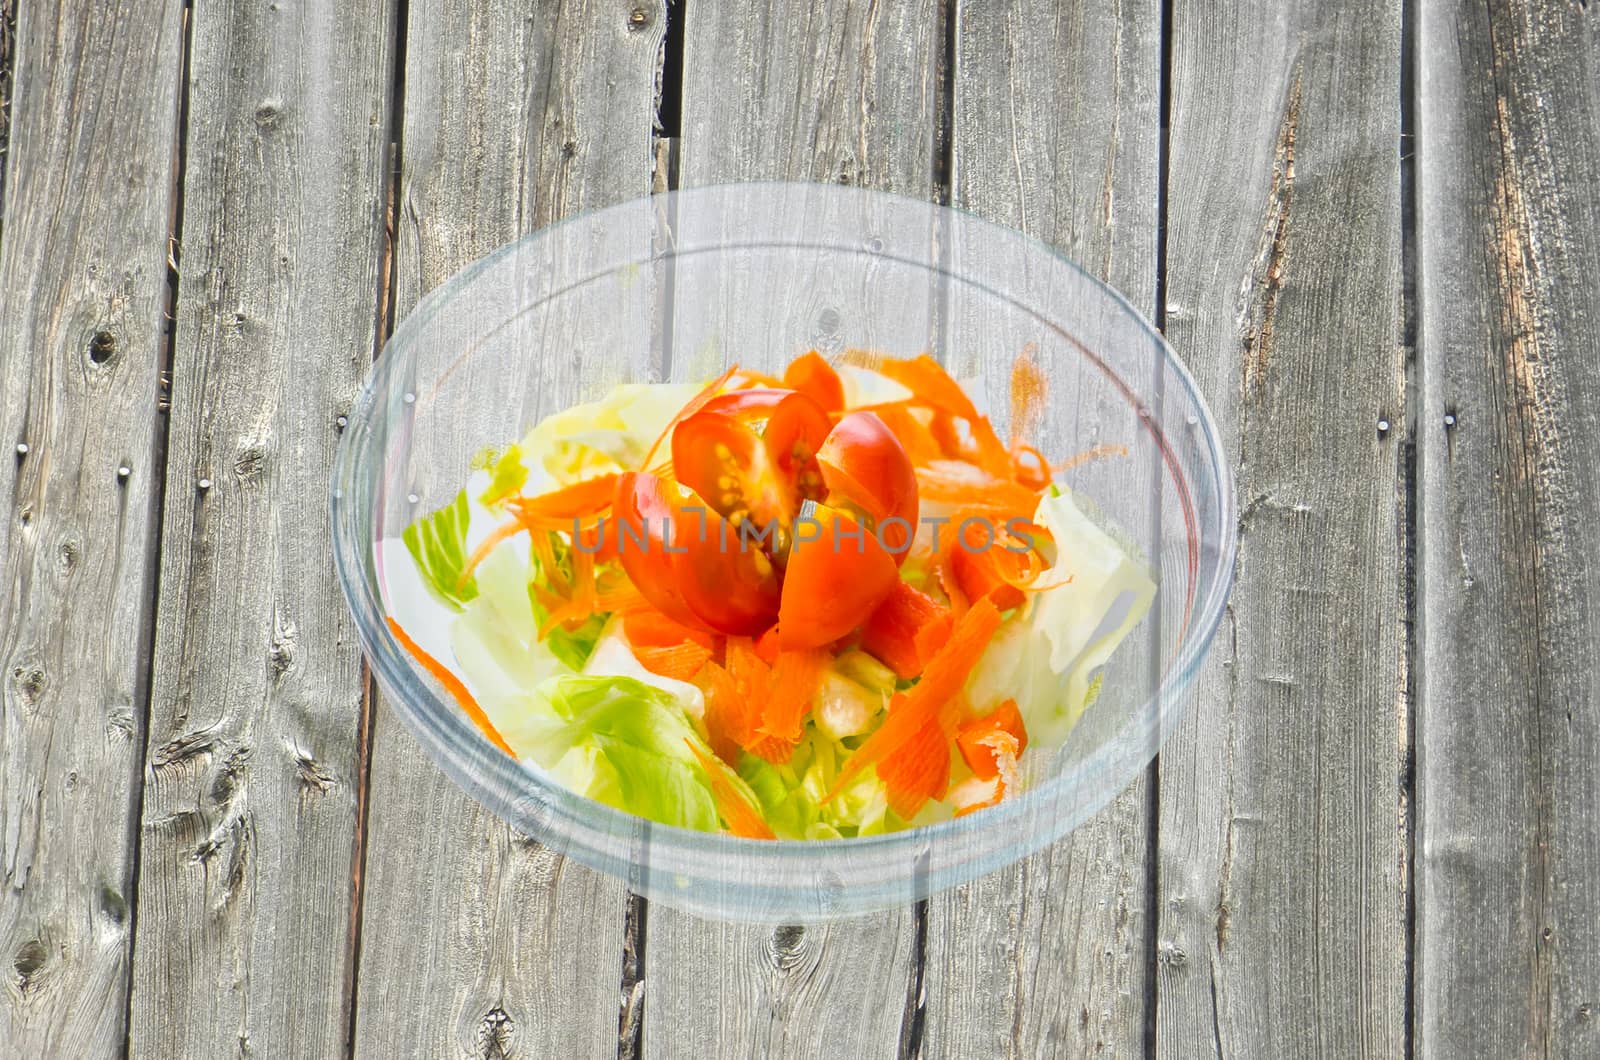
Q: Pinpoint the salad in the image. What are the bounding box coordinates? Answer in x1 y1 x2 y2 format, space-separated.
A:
382 351 1154 839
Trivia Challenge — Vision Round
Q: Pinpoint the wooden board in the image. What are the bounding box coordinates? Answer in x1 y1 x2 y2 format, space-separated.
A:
640 3 940 1057
350 2 666 1057
919 3 1162 1055
1416 2 1600 1056
0 1 185 1055
123 3 395 1057
1154 2 1408 1057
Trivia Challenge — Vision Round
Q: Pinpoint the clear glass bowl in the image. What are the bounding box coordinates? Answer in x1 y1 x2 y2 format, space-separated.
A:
332 182 1236 921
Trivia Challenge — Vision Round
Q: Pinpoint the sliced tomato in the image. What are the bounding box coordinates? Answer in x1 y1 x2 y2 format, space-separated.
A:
670 410 773 521
613 472 779 635
777 502 900 650
949 530 1029 611
782 351 846 412
816 411 919 557
860 581 953 679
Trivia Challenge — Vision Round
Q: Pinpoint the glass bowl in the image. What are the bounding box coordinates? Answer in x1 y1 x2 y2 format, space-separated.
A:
332 182 1236 921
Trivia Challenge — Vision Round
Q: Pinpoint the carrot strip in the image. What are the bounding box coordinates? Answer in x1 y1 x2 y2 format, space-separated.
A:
510 473 619 521
686 740 776 839
750 649 828 760
1008 346 1048 449
633 642 714 682
641 364 739 468
386 617 515 757
722 637 772 751
595 569 651 614
693 660 746 761
875 354 981 422
916 463 1041 518
456 518 528 591
956 699 1028 780
826 598 1003 799
876 702 959 819
783 350 845 412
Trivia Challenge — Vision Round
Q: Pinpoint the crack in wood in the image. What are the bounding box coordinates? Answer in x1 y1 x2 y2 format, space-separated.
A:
1240 67 1303 394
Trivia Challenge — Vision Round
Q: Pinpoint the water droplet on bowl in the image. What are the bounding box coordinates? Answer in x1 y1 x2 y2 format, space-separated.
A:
403 392 416 405
407 492 420 504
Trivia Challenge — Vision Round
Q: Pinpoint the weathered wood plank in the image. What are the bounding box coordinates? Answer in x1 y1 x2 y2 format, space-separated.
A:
920 2 1162 1056
1154 2 1408 1057
124 3 396 1057
1416 3 1600 1056
642 4 938 1057
0 1 185 1055
351 3 665 1057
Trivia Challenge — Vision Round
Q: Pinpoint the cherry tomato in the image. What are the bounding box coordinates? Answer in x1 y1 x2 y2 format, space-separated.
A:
673 388 831 527
816 411 919 557
778 502 900 649
613 472 779 635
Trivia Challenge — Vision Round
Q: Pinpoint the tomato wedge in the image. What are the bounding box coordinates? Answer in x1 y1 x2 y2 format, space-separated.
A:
672 388 832 528
613 471 780 635
777 501 900 650
816 411 918 555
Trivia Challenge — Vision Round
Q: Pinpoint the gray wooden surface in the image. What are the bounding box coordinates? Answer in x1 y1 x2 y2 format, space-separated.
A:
1417 2 1600 1058
0 0 1595 1057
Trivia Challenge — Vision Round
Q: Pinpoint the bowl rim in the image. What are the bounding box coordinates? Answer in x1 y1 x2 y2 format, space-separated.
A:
332 180 1238 870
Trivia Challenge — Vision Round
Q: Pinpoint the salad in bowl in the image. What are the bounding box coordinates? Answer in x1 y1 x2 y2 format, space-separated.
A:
381 349 1154 841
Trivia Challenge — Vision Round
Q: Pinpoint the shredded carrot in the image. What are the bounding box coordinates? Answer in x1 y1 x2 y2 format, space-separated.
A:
641 364 739 468
386 617 515 757
634 642 714 682
916 463 1041 518
750 649 829 760
876 701 959 819
1008 346 1047 449
875 354 982 422
1052 443 1129 473
595 569 651 614
722 637 772 751
754 626 783 665
457 518 528 591
825 598 1003 800
686 740 776 839
956 699 1028 780
508 473 619 527
782 350 846 412
867 403 943 465
693 660 746 761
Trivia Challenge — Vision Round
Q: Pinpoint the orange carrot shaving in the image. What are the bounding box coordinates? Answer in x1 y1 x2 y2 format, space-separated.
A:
754 626 783 665
876 699 960 819
956 699 1028 780
825 598 1003 800
1052 443 1129 473
875 354 982 421
508 473 619 528
722 637 772 750
595 569 651 614
782 350 845 412
386 617 515 757
457 518 528 591
916 462 1041 518
750 648 829 761
686 740 776 839
633 642 714 682
693 660 746 761
641 364 739 468
1008 346 1047 449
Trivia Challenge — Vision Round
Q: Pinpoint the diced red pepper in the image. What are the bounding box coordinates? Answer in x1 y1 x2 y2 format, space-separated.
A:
860 581 953 679
956 698 1028 780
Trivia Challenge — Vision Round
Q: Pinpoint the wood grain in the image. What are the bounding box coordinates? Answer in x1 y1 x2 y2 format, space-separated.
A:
920 3 1162 1056
0 1 184 1055
1154 2 1408 1057
641 3 939 1057
351 2 665 1057
123 3 396 1057
1416 2 1600 1056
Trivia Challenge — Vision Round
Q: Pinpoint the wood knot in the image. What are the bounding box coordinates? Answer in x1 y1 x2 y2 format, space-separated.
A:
626 6 651 31
475 1007 516 1059
1156 940 1188 968
294 747 337 795
87 330 117 364
13 937 51 994
254 100 283 129
233 444 267 483
765 924 807 972
8 663 47 709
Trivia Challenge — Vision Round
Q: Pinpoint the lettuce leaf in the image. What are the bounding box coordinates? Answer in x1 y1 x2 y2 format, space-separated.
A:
967 487 1157 747
478 444 530 507
401 490 477 610
520 674 718 831
519 381 703 487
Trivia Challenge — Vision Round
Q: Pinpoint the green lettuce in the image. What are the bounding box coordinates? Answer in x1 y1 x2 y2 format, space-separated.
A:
401 490 477 610
478 444 530 507
518 674 718 831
